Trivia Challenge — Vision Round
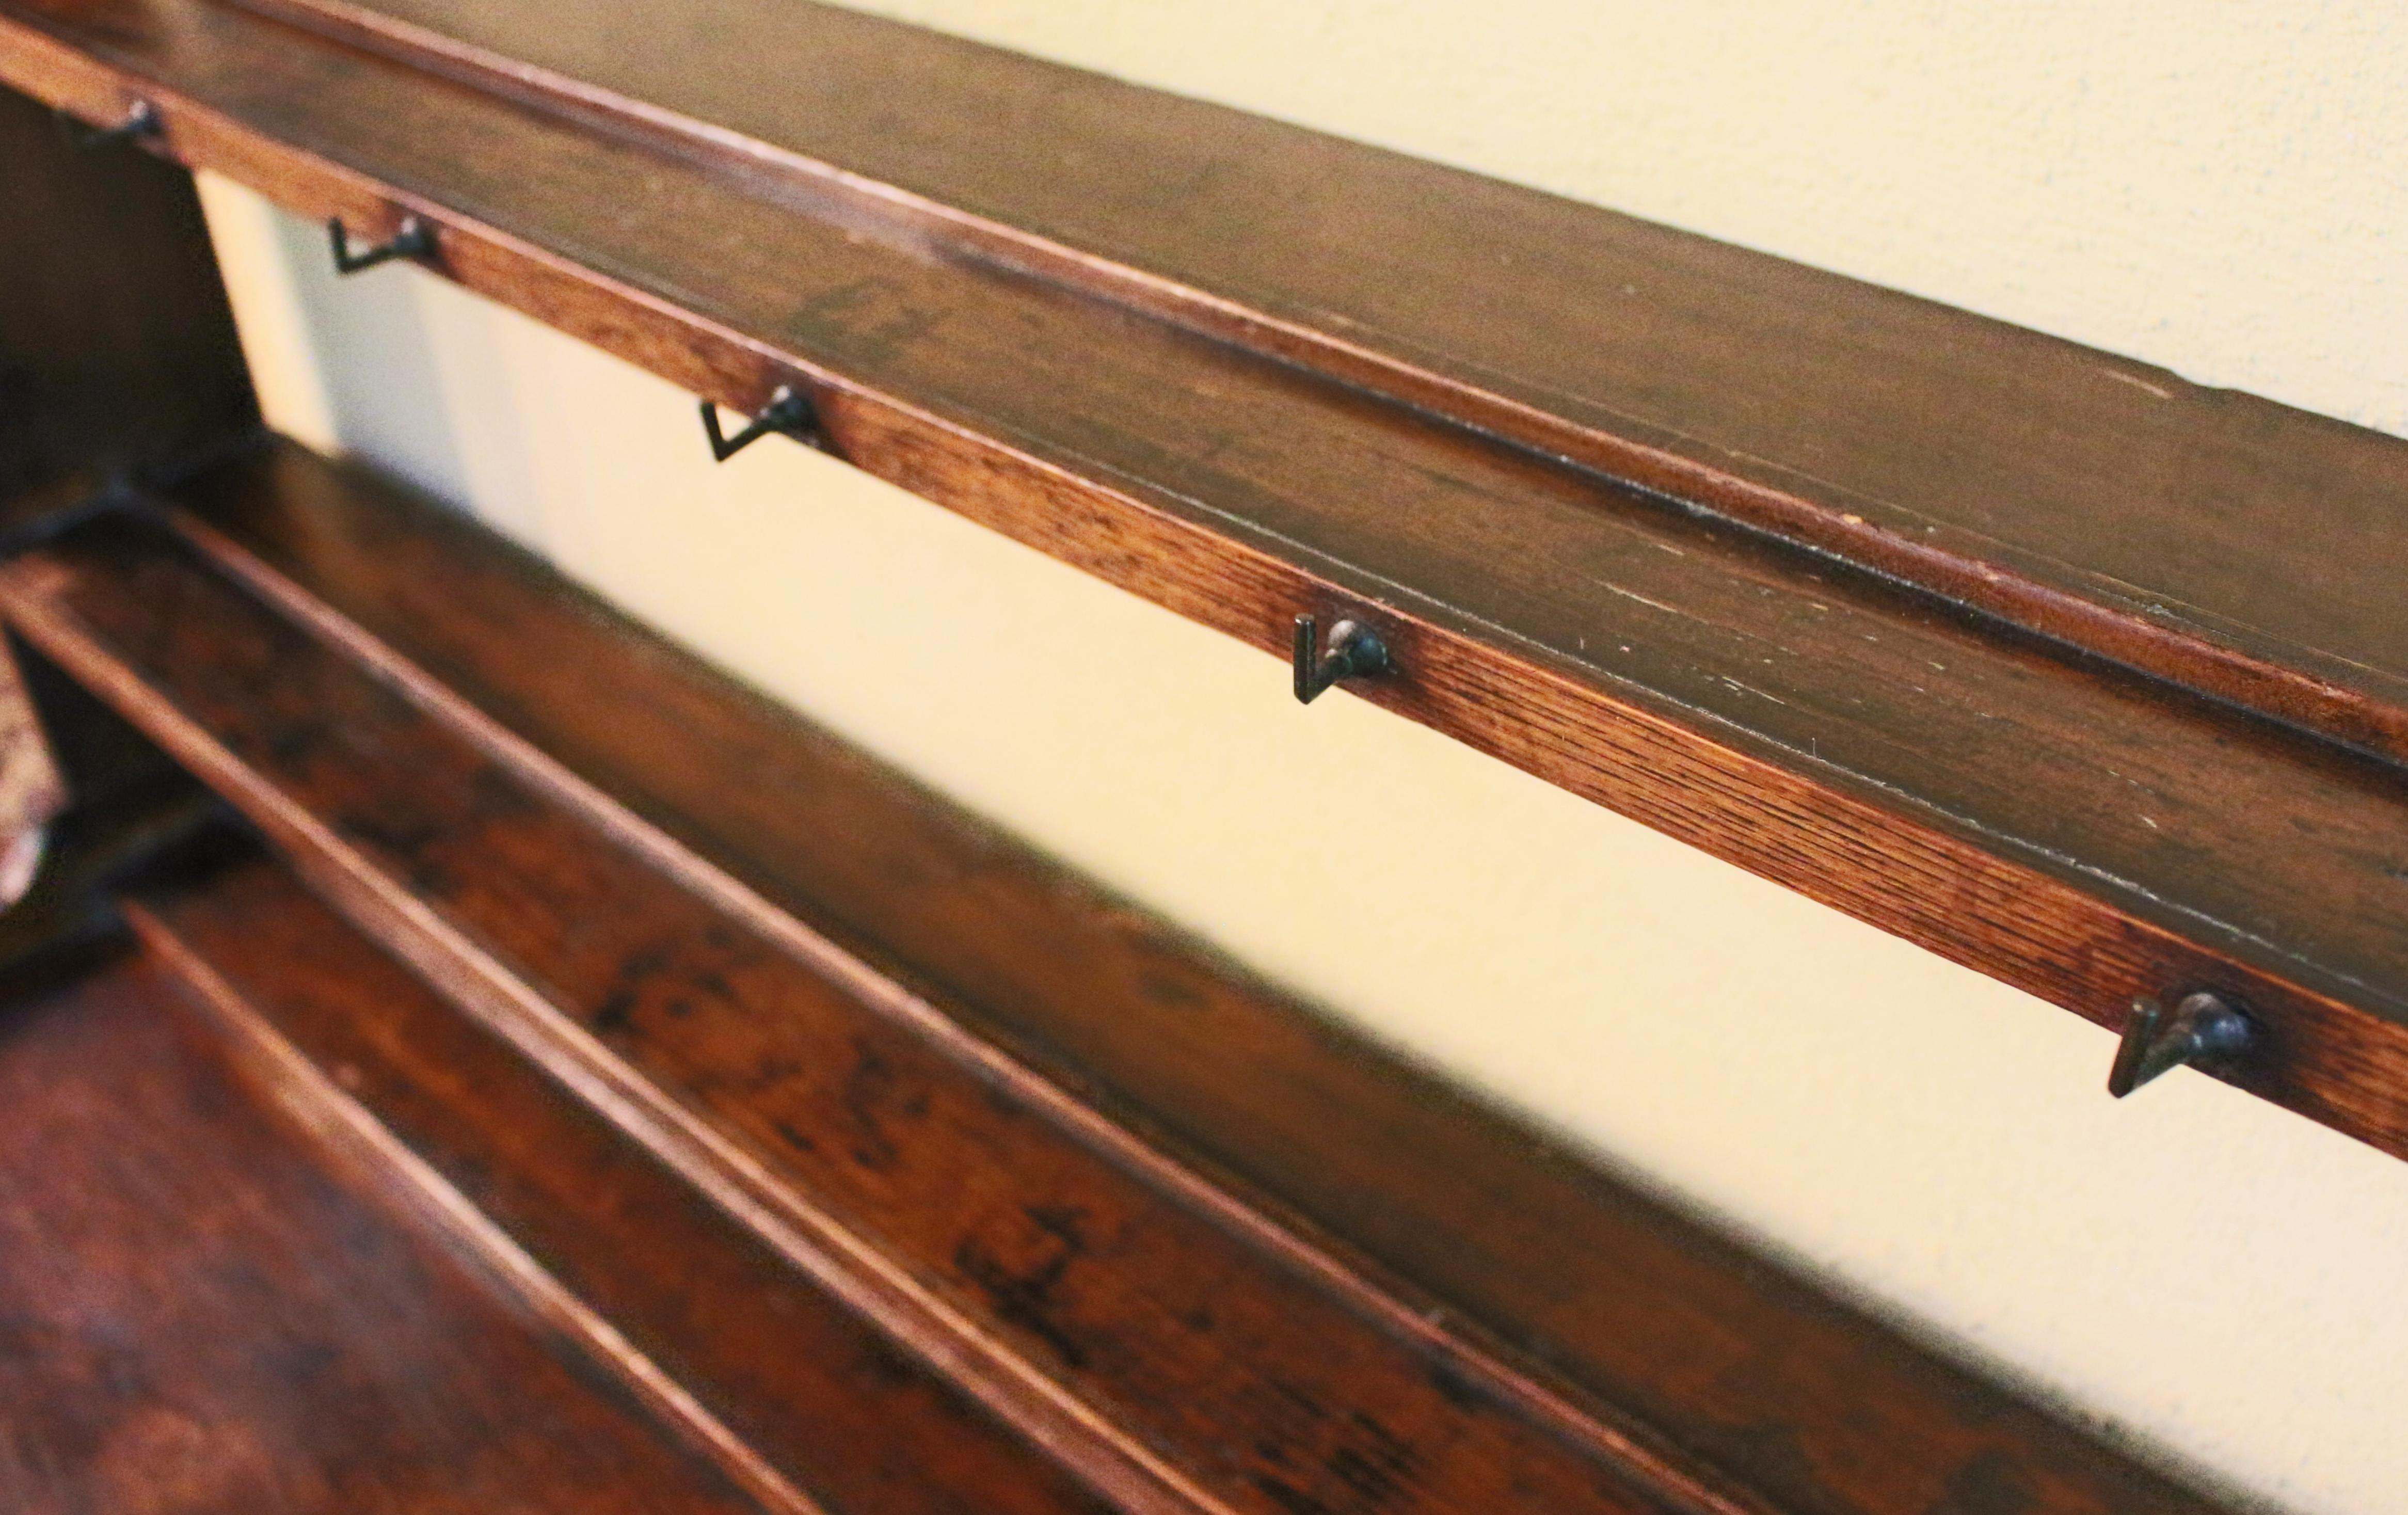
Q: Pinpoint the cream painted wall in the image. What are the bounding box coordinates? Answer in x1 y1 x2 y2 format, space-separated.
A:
192 10 2408 1509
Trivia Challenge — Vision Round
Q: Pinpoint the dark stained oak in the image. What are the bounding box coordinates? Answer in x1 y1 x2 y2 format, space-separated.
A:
160 439 2242 1515
5 503 1762 1515
0 948 772 1515
5 1 2408 1155
0 471 2251 1515
210 0 2408 763
127 853 1123 1515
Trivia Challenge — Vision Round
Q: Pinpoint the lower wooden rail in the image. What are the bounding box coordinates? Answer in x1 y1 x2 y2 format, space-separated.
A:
0 440 2236 1514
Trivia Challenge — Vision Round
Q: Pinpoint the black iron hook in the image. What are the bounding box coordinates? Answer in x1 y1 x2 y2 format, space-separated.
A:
59 99 160 151
1293 614 1391 704
328 216 436 276
2108 991 2255 1097
700 387 822 461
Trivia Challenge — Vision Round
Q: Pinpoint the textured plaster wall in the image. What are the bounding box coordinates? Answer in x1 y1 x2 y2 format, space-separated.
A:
195 7 2408 1510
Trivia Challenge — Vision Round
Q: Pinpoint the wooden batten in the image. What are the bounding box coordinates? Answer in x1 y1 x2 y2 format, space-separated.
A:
125 860 1117 1515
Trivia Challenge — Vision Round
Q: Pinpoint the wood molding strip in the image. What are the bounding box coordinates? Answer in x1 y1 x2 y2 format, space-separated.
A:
2 5 2404 1152
205 0 2408 765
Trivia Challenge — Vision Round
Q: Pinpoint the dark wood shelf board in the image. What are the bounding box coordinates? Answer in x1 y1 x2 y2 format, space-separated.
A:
0 947 774 1514
127 853 1121 1515
8 504 1771 1515
1 1 2403 1157
154 437 2243 1515
0 460 2244 1513
214 0 2408 763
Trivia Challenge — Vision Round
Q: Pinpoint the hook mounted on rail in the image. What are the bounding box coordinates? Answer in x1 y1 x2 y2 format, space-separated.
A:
328 216 436 277
2109 990 2255 1097
59 99 160 151
1294 614 1391 704
700 387 824 461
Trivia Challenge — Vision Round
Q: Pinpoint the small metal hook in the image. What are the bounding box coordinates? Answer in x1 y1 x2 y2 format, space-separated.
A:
60 99 160 151
328 216 436 276
700 386 822 461
1293 614 1391 704
2108 990 2255 1097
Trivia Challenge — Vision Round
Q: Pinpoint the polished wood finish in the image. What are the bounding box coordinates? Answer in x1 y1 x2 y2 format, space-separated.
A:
158 441 2236 1515
0 949 771 1514
5 503 1764 1515
131 855 1119 1515
207 0 2408 763
2 5 2404 1148
0 463 2245 1511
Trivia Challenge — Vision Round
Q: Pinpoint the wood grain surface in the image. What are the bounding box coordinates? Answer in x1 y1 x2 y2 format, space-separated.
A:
3 7 2405 1140
130 854 1120 1515
7 501 1780 1515
214 0 2408 762
0 10 2372 1511
161 441 2241 1515
4 6 2405 1133
0 498 2244 1513
0 492 2247 1513
0 948 771 1514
